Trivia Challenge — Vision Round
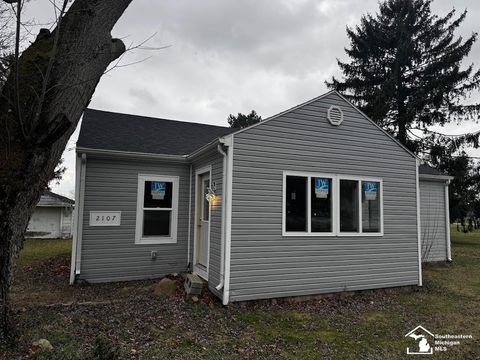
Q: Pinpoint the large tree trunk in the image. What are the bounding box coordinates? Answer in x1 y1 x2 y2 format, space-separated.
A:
0 0 132 341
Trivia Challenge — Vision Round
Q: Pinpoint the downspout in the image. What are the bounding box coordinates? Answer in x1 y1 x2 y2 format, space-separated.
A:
215 144 227 291
445 180 452 262
187 164 192 269
69 153 86 284
416 159 423 286
222 136 233 305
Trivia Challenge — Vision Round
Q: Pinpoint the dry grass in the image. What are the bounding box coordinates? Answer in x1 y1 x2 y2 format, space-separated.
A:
2 231 479 359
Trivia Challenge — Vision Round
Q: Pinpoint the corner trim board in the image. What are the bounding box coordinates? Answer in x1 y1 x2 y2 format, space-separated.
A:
215 144 228 291
416 159 423 286
445 182 452 261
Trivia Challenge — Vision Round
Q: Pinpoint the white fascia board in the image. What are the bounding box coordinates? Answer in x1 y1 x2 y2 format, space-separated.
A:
187 137 230 160
419 174 454 181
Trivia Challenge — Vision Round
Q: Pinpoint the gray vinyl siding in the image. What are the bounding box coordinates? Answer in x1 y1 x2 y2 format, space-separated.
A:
420 180 447 262
79 156 190 283
229 92 419 302
190 147 224 299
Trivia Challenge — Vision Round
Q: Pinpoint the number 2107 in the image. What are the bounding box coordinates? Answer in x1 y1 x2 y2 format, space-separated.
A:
96 215 116 222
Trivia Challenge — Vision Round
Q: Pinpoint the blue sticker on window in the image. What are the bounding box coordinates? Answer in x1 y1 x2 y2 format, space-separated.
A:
363 181 378 200
314 178 329 198
151 181 166 199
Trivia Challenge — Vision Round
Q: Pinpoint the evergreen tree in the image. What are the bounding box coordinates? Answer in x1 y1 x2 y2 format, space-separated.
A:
227 110 262 129
326 0 480 155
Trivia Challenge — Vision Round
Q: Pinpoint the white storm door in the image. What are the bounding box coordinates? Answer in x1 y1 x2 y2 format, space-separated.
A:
195 172 210 279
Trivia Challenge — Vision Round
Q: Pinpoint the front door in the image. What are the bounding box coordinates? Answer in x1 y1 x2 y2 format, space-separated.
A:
195 171 210 279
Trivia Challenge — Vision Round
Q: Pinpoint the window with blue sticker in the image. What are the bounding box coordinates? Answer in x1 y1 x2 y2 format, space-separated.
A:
362 181 380 232
135 176 179 243
311 178 332 232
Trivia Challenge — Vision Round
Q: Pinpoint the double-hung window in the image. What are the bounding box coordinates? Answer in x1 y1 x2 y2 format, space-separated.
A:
283 172 382 236
284 173 334 235
135 174 179 244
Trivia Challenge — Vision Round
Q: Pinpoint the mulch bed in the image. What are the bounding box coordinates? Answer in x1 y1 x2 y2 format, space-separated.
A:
23 255 71 284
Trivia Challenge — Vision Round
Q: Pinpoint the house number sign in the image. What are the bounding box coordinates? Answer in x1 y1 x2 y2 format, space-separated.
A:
89 211 121 226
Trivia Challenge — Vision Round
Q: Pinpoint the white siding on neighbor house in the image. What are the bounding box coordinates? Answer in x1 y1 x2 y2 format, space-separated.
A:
420 180 447 262
229 92 419 302
27 207 62 238
190 147 224 298
61 207 73 236
78 156 190 283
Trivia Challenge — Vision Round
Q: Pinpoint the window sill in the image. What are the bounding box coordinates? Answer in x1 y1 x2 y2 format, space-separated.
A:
282 232 336 237
282 232 384 237
337 232 383 237
135 237 177 245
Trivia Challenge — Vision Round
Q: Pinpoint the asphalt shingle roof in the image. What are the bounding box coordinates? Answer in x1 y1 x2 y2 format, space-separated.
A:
77 109 235 155
418 163 447 176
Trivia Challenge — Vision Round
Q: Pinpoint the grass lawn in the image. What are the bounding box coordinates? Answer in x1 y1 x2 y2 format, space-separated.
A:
2 231 479 359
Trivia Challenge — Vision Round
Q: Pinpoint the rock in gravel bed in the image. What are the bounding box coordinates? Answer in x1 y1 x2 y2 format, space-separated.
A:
32 338 53 352
153 277 177 297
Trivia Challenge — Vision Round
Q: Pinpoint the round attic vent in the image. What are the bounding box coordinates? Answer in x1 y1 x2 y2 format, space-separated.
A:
327 105 344 126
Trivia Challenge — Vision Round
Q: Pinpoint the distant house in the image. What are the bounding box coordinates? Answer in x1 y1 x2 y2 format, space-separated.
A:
27 191 74 239
70 90 452 304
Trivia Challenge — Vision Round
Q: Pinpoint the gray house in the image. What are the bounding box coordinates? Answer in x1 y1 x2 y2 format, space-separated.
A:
70 90 452 304
27 191 74 239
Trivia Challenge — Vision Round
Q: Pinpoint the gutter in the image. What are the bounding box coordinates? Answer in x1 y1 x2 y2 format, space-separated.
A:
76 147 187 163
215 144 228 291
445 180 452 262
419 174 454 181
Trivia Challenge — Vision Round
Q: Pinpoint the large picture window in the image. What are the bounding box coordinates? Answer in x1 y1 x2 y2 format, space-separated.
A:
283 172 383 236
135 175 179 244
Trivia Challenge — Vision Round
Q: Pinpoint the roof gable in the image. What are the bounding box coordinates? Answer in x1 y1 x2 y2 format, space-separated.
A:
38 191 74 207
77 109 235 155
231 90 416 159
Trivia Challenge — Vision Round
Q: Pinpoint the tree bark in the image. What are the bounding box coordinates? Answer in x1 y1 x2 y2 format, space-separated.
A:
0 0 132 342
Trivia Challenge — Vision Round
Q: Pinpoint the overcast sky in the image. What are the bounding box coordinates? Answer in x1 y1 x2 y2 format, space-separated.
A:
23 0 480 199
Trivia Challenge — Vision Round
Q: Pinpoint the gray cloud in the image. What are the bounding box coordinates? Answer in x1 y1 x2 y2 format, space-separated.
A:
21 0 480 197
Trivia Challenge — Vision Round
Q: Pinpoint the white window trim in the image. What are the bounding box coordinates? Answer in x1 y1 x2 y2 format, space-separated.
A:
282 171 383 237
135 174 179 244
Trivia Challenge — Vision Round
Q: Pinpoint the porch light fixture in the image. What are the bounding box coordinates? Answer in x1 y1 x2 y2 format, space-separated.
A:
205 183 217 203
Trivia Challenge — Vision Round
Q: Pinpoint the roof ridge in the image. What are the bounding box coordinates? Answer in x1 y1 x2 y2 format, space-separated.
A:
44 190 75 204
84 108 230 129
